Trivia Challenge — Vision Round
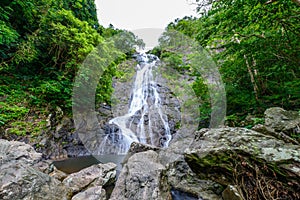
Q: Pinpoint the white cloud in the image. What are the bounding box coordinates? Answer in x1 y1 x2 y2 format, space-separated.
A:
95 0 198 50
95 0 197 30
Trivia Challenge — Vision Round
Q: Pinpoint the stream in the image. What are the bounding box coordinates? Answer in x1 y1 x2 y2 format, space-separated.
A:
99 53 172 154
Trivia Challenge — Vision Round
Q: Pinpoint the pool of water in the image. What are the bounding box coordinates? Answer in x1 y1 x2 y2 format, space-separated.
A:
53 154 126 174
171 189 200 200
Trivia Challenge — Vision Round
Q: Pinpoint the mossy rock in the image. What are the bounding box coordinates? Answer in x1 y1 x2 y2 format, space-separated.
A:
184 127 300 199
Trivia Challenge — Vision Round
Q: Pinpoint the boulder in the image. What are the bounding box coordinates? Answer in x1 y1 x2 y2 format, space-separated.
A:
63 162 116 194
252 124 298 145
110 150 172 200
0 139 71 200
264 107 300 142
166 161 222 200
186 127 299 165
71 186 106 200
0 139 42 165
156 128 223 200
0 139 119 200
0 162 71 200
122 142 160 165
185 127 300 199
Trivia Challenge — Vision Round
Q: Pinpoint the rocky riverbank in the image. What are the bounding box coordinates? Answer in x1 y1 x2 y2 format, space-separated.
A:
0 107 299 199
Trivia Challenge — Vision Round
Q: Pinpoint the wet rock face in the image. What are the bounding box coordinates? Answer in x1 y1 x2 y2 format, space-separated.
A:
133 54 158 64
33 116 91 160
124 83 181 147
109 55 181 149
104 123 124 145
33 102 115 159
110 150 172 200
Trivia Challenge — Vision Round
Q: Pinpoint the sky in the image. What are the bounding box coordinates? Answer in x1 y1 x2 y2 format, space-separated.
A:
95 0 198 49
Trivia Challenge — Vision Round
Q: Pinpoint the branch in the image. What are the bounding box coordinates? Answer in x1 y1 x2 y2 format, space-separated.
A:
292 0 300 6
235 32 265 39
265 0 300 6
265 0 277 5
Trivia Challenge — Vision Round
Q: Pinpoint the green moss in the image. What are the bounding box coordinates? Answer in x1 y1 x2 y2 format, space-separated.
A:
8 127 27 136
115 59 137 82
175 121 181 129
6 116 48 138
0 102 30 126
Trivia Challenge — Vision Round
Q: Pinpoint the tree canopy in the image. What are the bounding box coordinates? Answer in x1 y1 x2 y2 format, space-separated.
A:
0 0 142 131
157 0 299 126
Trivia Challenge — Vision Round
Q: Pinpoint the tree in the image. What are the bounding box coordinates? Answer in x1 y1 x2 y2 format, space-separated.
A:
164 0 300 118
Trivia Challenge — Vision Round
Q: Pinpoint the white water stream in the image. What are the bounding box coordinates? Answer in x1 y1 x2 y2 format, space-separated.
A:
99 53 171 154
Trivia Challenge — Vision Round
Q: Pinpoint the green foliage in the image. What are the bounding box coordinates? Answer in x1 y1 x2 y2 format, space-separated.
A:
60 0 100 29
160 52 190 72
0 75 30 126
0 21 19 60
112 30 145 55
0 0 139 135
0 102 29 126
114 59 137 82
38 9 102 73
167 0 300 125
192 76 211 127
28 77 73 108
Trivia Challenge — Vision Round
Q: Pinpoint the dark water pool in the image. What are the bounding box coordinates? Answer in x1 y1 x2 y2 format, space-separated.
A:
53 154 126 174
171 189 201 200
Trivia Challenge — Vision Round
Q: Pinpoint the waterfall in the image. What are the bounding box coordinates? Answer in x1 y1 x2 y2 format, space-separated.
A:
99 53 172 154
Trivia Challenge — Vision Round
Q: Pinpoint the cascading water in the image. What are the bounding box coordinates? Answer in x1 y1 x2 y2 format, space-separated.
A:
99 53 172 154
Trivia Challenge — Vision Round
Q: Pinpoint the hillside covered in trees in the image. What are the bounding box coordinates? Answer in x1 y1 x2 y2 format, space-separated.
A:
0 1 300 200
0 0 143 136
0 0 299 138
152 0 300 128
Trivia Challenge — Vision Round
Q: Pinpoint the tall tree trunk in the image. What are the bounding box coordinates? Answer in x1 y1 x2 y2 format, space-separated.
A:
235 38 259 101
244 54 259 101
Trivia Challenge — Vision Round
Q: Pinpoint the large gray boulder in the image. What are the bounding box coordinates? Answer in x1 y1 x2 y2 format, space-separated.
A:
122 141 160 165
110 150 171 200
0 139 71 200
71 186 106 200
165 160 222 200
0 139 119 200
263 107 300 143
158 131 223 200
185 127 300 199
0 163 71 200
0 139 42 165
63 162 116 194
118 140 222 200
